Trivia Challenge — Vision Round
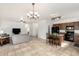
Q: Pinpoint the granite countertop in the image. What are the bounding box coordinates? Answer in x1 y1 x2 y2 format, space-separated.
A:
58 33 65 36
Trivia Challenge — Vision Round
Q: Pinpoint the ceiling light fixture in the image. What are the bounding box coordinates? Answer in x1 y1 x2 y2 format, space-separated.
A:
50 14 61 20
20 3 39 23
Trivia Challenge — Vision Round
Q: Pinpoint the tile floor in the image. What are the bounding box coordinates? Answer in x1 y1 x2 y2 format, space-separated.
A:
0 37 79 56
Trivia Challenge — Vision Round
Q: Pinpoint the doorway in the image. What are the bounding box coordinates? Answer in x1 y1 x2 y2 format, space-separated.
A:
30 23 38 37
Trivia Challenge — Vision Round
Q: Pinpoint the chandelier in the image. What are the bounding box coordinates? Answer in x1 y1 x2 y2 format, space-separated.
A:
20 3 39 23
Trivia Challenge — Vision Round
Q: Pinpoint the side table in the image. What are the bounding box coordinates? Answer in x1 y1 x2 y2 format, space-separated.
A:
0 37 10 46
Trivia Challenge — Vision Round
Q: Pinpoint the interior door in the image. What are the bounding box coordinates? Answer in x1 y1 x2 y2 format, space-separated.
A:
32 23 38 37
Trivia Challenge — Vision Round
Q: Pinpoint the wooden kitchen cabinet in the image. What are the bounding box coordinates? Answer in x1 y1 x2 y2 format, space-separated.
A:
74 34 79 44
74 22 79 30
52 21 79 43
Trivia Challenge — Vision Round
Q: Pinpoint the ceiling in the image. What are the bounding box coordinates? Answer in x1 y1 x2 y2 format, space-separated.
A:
0 3 79 20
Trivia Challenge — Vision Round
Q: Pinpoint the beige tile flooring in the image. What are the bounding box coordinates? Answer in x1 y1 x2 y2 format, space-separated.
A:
0 37 79 56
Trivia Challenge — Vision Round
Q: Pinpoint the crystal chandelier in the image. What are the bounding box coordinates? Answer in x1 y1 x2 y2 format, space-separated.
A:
20 3 39 23
27 3 39 20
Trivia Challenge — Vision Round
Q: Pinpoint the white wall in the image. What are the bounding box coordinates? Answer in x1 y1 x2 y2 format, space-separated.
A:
38 20 49 39
0 3 79 39
0 19 27 36
0 19 49 39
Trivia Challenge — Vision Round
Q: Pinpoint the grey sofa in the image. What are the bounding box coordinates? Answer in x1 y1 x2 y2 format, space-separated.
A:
11 34 31 44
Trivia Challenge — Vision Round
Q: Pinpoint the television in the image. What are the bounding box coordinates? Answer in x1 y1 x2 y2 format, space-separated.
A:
12 28 21 34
